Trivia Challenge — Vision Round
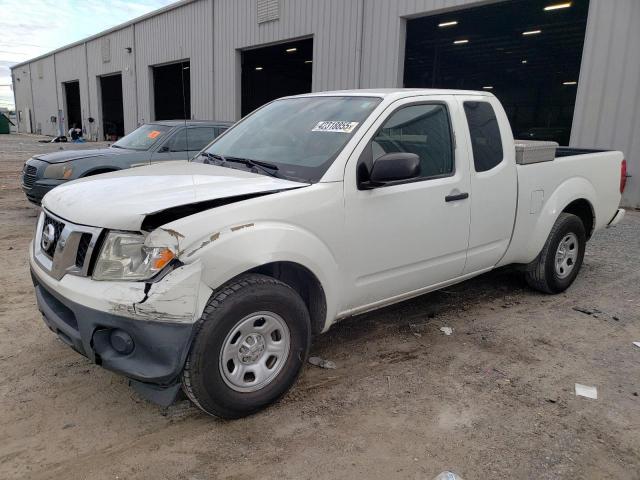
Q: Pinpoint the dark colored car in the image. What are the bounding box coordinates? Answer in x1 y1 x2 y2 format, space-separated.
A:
21 120 232 205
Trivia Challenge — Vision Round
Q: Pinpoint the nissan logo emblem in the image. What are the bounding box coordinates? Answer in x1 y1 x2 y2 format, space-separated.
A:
41 224 56 251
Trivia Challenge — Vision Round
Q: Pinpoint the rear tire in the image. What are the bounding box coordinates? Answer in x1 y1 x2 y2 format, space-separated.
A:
525 212 586 294
182 274 311 418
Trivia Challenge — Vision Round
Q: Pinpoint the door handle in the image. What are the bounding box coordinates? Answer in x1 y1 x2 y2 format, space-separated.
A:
445 192 469 202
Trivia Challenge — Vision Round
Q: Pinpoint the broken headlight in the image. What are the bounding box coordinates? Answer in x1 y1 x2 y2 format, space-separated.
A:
92 232 175 281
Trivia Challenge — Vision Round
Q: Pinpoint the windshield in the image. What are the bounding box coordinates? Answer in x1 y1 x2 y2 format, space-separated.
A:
112 124 172 151
200 96 381 182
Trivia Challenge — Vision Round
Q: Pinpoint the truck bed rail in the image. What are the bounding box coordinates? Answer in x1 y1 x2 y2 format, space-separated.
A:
556 147 609 158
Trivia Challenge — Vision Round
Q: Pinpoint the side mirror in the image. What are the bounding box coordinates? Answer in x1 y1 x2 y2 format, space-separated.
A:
362 152 421 188
158 145 170 153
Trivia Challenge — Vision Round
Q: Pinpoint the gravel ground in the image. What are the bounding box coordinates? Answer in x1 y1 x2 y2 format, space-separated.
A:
1 133 639 480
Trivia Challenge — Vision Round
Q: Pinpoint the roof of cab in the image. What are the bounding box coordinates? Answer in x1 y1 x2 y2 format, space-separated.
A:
287 88 494 100
150 119 234 127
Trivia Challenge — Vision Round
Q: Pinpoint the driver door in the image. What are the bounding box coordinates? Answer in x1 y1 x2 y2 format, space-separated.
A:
343 96 471 311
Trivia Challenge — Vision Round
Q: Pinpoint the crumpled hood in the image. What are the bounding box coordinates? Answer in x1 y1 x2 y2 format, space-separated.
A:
42 161 309 230
34 147 127 164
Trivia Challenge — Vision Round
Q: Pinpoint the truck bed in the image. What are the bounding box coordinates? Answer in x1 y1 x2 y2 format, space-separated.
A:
556 147 609 157
498 148 624 267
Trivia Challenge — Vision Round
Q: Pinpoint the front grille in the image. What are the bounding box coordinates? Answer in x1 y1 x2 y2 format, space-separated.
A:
23 164 37 188
34 210 102 280
42 215 65 258
75 233 92 268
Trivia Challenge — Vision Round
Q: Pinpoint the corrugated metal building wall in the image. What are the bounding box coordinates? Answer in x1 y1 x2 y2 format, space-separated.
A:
55 44 90 137
360 0 482 88
213 0 364 119
134 0 214 123
10 0 640 206
28 56 58 136
570 0 640 208
86 26 137 136
11 64 34 133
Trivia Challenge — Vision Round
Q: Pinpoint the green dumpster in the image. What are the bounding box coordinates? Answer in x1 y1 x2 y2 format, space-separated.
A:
0 113 14 134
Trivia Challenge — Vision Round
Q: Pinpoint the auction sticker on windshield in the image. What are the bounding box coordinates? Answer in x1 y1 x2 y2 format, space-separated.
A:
312 121 359 133
147 130 162 139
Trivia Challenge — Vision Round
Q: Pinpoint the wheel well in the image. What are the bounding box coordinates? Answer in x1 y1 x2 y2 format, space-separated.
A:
82 168 117 177
563 199 594 239
248 262 327 335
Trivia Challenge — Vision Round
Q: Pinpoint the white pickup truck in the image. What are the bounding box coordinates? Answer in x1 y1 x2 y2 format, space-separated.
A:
29 89 627 418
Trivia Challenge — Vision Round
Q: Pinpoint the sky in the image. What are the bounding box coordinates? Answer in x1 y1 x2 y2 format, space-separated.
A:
0 0 177 110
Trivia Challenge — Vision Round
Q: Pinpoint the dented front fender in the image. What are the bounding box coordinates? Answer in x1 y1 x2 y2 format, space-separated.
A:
138 182 345 330
176 220 340 330
30 244 212 324
111 261 213 323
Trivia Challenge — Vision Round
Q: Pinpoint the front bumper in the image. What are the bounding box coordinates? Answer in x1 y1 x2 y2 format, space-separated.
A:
29 253 207 406
22 179 66 205
21 158 67 205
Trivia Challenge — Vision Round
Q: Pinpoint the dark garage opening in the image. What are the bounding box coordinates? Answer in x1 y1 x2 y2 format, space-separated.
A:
153 60 190 120
241 38 313 116
404 0 590 145
99 73 124 140
64 81 82 132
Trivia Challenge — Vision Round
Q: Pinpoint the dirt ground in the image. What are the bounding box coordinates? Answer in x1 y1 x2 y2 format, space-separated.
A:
0 133 638 480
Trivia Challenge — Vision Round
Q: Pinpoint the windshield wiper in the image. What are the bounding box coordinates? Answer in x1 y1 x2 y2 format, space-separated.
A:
211 155 279 177
198 151 224 164
225 156 279 177
198 153 280 178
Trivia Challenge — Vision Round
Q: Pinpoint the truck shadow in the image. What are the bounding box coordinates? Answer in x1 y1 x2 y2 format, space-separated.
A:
313 266 530 348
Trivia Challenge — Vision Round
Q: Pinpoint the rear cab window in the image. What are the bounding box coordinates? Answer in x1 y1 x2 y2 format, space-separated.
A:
463 101 504 172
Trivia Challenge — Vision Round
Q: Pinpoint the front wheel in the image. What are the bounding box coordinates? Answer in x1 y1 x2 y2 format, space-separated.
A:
525 212 586 294
182 274 311 418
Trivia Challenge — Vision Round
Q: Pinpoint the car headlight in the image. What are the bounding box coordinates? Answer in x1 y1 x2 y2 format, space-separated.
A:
92 232 175 281
43 162 74 180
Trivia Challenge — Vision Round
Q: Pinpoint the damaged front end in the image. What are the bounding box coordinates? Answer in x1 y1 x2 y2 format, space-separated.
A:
30 162 310 406
29 209 213 406
31 263 204 405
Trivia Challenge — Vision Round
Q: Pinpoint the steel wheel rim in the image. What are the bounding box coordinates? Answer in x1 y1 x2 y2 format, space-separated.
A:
554 232 579 279
219 311 291 393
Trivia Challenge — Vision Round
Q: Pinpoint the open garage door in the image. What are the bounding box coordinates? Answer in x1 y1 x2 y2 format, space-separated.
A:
153 60 190 120
404 0 590 145
241 38 313 117
64 81 82 133
99 74 124 140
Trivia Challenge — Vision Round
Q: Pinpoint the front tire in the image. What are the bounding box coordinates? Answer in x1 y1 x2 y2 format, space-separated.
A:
525 212 586 294
182 274 311 418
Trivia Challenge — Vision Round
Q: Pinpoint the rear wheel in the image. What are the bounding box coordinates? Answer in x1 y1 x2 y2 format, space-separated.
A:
525 212 586 294
182 274 311 418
